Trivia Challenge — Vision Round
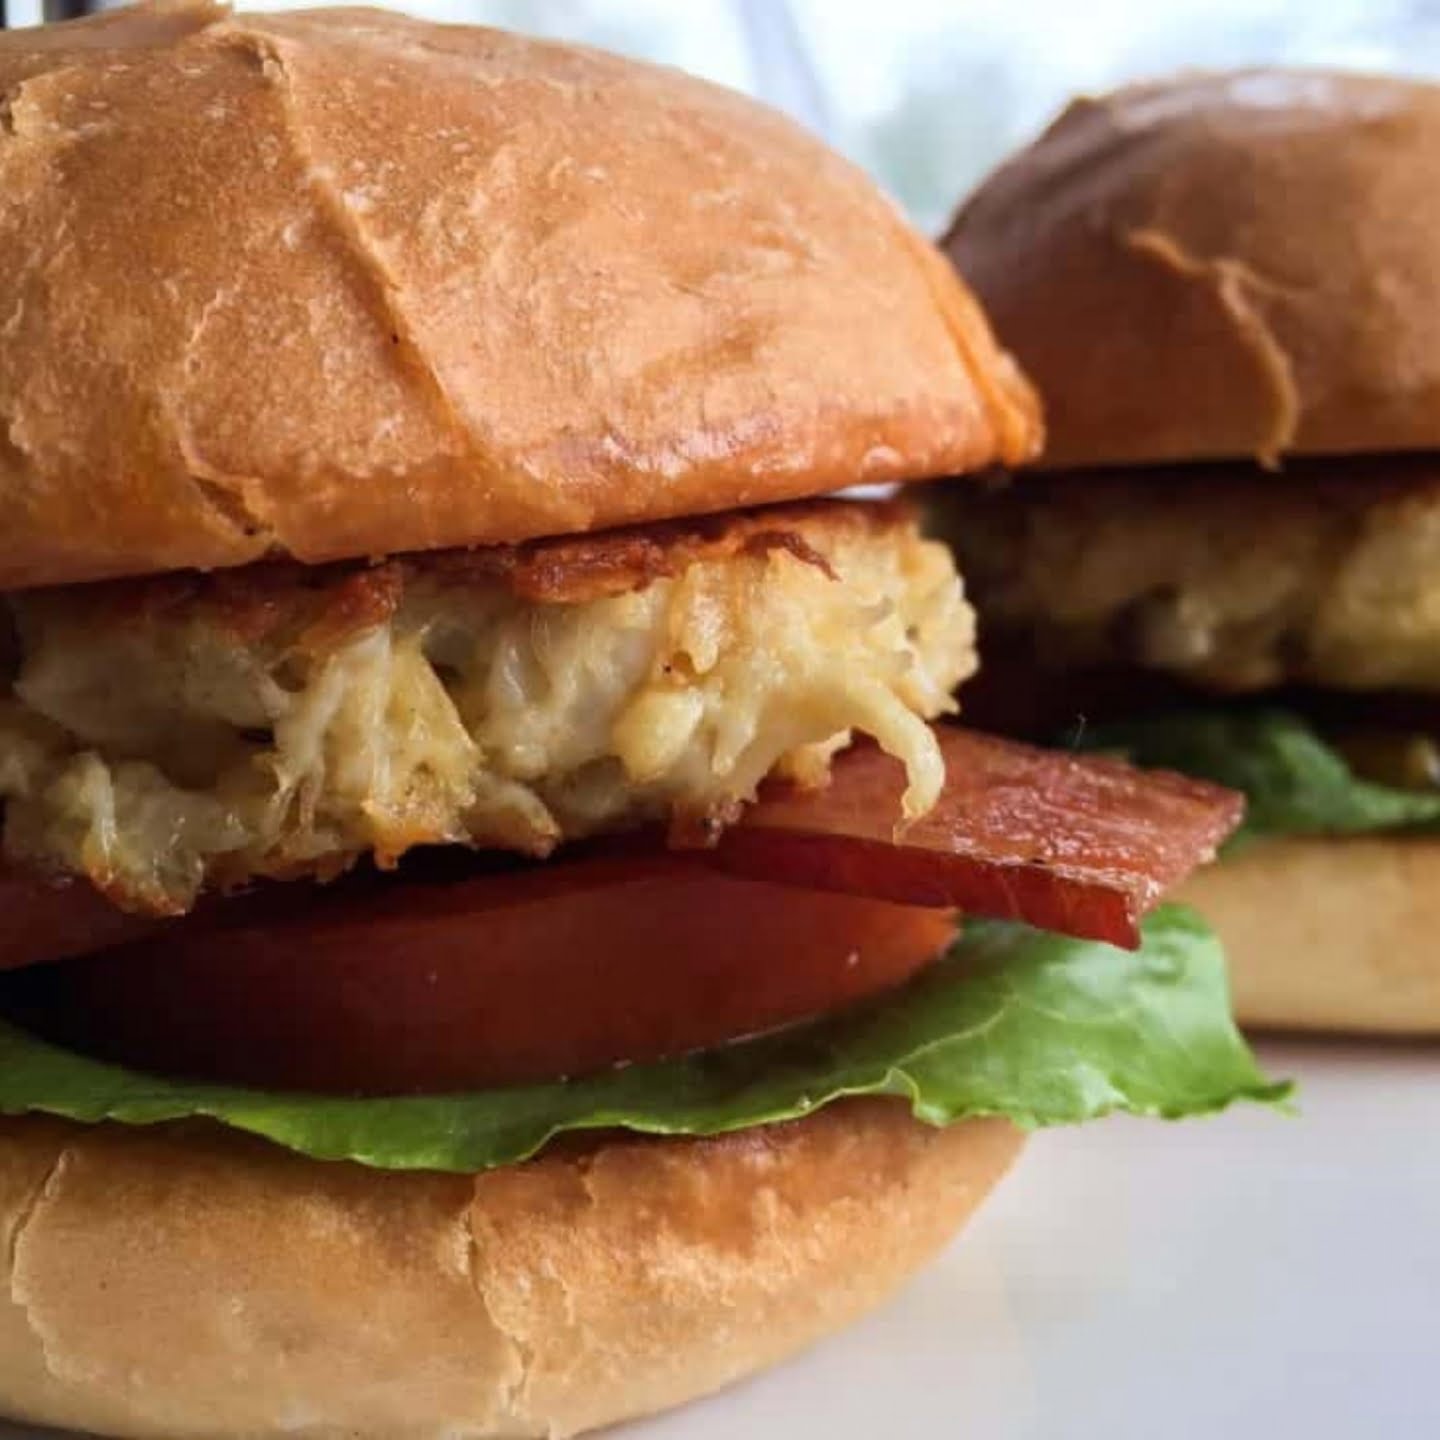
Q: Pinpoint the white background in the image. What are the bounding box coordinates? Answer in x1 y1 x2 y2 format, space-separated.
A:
8 1 1440 228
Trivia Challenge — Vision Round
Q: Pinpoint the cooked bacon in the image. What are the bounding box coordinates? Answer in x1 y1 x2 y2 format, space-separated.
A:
710 726 1243 948
35 497 881 632
0 726 1239 974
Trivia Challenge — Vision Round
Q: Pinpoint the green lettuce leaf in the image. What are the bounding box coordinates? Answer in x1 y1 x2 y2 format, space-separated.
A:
1079 708 1440 842
0 906 1285 1173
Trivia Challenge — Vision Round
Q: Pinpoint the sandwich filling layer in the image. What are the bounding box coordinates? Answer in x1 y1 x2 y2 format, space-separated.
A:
938 461 1440 845
942 459 1440 693
0 501 973 915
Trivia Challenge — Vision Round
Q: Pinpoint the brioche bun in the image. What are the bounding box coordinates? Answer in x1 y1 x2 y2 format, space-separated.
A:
0 2 1038 591
944 70 1440 1037
944 70 1440 468
1177 836 1440 1034
0 1102 1020 1439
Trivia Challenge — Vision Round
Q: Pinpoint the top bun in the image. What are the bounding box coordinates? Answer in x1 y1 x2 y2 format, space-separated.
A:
944 69 1440 470
0 2 1039 591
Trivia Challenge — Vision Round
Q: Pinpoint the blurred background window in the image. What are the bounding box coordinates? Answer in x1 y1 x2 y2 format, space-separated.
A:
8 0 1440 228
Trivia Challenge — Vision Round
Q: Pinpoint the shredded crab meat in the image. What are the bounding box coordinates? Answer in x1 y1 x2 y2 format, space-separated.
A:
0 503 975 915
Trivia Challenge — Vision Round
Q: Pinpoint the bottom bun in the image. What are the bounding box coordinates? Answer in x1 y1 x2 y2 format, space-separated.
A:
0 1102 1021 1439
1177 835 1440 1034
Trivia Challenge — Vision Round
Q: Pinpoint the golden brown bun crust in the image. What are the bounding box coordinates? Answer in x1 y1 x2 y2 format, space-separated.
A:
0 1102 1021 1438
0 3 1039 591
944 70 1440 468
1178 836 1440 1035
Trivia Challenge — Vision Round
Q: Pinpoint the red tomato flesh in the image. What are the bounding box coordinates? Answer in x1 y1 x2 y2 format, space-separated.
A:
36 854 956 1095
0 865 163 972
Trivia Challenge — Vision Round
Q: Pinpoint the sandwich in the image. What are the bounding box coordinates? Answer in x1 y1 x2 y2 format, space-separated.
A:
941 69 1440 1035
0 8 1279 1438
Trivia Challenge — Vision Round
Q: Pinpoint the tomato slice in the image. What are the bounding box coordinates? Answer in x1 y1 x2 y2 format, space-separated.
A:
27 855 955 1095
0 865 163 972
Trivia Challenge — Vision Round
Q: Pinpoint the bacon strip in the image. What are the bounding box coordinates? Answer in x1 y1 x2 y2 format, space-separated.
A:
711 726 1243 949
1 727 1240 972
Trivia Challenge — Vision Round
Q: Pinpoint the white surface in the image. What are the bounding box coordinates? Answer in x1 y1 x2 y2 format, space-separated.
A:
635 1040 1440 1440
1 1039 1436 1440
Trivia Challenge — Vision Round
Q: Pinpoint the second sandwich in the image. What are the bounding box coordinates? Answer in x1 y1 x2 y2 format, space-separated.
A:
943 69 1440 1035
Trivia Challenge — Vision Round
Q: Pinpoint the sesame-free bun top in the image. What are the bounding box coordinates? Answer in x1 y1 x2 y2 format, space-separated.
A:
0 2 1039 591
944 69 1440 470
